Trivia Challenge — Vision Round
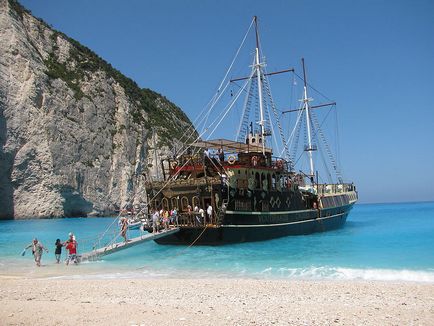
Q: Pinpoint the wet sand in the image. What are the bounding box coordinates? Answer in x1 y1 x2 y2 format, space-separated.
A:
1 277 433 325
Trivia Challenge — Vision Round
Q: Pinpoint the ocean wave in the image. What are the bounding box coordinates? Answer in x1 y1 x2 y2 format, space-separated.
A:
265 266 434 283
45 266 434 283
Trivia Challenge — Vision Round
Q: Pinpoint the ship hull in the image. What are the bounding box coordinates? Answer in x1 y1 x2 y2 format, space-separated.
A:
154 203 354 245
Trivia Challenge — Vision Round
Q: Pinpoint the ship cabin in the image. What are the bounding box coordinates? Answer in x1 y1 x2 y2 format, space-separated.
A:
145 135 301 227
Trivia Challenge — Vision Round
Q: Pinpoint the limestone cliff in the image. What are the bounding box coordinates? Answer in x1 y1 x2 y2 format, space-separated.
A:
0 0 196 219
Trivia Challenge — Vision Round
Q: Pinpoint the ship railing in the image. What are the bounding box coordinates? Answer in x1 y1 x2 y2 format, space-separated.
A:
143 212 221 229
146 176 221 189
176 212 220 228
315 183 356 195
219 155 290 171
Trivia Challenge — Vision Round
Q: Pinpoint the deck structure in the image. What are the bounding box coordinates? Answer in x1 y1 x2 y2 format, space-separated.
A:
78 228 180 262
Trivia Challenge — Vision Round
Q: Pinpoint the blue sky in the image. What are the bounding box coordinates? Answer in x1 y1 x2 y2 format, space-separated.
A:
20 0 434 204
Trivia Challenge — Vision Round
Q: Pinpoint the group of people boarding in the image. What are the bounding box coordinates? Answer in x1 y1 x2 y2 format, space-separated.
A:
151 208 179 233
190 204 213 226
150 204 214 233
23 232 78 267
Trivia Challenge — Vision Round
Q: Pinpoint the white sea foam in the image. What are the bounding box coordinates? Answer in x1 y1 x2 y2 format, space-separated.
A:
45 266 434 283
333 267 434 283
265 266 434 283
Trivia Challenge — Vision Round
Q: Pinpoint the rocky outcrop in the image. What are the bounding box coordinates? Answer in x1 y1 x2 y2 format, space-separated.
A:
0 0 196 219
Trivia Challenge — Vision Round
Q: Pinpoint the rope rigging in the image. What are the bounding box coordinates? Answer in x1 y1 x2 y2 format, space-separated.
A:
262 74 292 167
173 17 255 152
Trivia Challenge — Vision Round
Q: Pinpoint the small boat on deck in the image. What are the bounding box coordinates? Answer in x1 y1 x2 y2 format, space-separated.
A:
127 220 142 230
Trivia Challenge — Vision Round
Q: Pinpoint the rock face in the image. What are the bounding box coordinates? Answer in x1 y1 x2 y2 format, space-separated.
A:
0 0 196 219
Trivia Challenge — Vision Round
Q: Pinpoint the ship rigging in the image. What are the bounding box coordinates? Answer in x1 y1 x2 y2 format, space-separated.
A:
139 16 358 245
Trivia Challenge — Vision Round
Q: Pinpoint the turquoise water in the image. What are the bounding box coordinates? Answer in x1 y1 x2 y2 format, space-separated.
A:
1 202 433 282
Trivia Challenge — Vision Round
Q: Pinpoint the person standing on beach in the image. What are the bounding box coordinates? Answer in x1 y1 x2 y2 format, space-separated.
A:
24 239 48 267
54 239 63 263
64 233 78 265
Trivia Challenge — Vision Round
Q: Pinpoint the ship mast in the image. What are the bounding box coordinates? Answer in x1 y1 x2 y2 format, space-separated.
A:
254 16 266 155
301 58 316 179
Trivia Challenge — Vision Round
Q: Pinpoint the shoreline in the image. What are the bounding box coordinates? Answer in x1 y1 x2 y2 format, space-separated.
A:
2 258 434 283
1 278 433 325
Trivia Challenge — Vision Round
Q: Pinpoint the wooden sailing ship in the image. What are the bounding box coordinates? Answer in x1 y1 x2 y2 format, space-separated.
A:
144 17 358 244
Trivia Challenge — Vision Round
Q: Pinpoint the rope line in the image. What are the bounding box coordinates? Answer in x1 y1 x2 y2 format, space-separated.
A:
136 224 209 270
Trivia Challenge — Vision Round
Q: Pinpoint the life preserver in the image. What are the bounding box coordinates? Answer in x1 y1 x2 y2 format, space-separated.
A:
170 161 178 169
251 155 258 167
276 160 283 169
227 155 236 165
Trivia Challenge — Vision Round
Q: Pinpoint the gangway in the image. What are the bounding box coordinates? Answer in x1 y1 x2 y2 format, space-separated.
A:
79 228 180 262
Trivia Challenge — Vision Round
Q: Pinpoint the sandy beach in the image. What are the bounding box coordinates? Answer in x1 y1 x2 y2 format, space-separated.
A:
0 277 433 326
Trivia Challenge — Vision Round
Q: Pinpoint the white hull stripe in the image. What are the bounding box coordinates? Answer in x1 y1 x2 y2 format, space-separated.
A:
222 211 347 228
225 209 313 215
226 203 355 215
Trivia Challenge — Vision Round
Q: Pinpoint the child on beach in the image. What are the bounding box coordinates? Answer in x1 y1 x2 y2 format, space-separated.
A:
24 238 48 267
54 239 62 263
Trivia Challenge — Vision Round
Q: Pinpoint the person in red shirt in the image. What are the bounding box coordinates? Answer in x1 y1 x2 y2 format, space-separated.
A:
64 233 78 265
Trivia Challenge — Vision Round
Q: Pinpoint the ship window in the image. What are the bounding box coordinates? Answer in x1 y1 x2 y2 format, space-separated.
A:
251 138 256 143
162 198 169 210
181 197 189 211
255 172 260 189
192 196 200 209
171 197 179 210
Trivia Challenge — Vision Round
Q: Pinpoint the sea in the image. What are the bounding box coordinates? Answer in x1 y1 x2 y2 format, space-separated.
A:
0 202 433 282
